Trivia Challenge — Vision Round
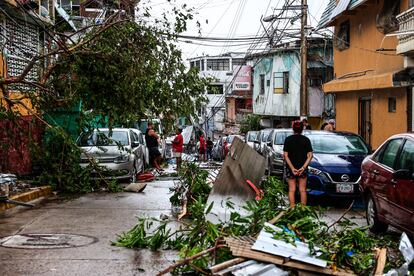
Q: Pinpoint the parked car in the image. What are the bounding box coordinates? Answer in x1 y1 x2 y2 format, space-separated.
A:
245 131 258 149
305 131 370 198
360 133 414 236
263 129 293 175
255 128 273 155
130 128 149 167
77 128 146 183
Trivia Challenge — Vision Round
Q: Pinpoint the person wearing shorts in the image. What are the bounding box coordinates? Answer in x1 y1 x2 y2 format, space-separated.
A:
172 128 183 169
283 120 313 207
145 122 162 172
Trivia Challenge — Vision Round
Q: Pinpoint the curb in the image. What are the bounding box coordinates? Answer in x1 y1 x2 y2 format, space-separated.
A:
0 186 53 211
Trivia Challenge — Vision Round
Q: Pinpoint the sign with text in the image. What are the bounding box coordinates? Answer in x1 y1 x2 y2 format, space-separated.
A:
233 65 252 91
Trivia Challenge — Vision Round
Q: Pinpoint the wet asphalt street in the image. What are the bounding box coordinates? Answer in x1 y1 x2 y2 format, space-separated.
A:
0 179 179 276
0 176 368 276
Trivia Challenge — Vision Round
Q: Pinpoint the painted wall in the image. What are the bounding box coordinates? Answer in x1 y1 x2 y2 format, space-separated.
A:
252 52 301 117
332 0 408 78
335 88 407 149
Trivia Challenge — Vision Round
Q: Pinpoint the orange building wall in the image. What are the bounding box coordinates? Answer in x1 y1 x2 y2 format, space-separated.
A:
336 88 407 149
333 0 408 78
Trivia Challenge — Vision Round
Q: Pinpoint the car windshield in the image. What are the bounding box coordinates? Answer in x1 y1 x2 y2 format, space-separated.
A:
247 132 257 142
306 134 369 155
78 131 129 147
274 131 293 145
261 131 270 142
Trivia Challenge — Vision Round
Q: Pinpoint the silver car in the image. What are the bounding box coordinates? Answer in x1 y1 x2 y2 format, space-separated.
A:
130 128 149 167
255 128 273 155
245 131 258 149
263 129 293 176
78 128 145 183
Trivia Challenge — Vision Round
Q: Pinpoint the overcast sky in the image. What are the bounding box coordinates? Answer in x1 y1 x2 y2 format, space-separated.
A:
143 0 330 60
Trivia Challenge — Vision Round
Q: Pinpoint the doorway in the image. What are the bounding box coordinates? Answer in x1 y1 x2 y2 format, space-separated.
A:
359 97 372 146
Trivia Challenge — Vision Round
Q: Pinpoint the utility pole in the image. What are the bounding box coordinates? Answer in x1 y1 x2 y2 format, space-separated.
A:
300 0 308 117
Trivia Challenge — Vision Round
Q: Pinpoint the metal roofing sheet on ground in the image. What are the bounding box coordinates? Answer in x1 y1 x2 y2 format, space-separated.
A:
251 223 328 268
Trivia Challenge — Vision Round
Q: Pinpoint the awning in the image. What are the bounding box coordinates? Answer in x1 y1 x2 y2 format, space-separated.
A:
323 69 414 93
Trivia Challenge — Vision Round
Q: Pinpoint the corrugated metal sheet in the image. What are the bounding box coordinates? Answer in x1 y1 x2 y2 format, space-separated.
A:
317 0 336 29
251 223 328 268
317 0 369 29
330 0 352 22
349 0 369 9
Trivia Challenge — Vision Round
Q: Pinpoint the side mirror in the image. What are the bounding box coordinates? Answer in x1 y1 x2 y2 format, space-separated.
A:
393 169 412 180
253 140 260 144
132 141 140 148
267 142 272 147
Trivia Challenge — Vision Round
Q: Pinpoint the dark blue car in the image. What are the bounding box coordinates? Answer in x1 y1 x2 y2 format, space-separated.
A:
304 131 370 198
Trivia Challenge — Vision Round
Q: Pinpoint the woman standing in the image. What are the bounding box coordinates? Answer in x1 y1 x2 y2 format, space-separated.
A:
283 120 313 207
145 122 162 172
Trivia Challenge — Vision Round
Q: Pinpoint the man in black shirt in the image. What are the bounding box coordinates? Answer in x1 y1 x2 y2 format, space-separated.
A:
283 120 313 207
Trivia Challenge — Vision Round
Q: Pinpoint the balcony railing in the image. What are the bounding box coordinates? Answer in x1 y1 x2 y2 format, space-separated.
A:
397 7 414 55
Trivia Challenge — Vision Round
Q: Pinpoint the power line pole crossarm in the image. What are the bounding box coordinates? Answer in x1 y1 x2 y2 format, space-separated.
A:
300 0 308 117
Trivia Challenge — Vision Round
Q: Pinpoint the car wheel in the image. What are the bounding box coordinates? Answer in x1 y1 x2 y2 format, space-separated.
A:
366 194 388 233
130 161 137 183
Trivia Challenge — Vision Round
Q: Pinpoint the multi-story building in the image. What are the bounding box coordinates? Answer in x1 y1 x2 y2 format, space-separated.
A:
320 0 413 148
188 52 246 138
0 0 55 174
247 37 334 129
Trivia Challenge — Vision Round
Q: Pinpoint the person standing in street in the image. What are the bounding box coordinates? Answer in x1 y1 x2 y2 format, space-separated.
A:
172 127 183 169
206 137 214 161
199 133 206 162
283 120 313 207
145 122 162 172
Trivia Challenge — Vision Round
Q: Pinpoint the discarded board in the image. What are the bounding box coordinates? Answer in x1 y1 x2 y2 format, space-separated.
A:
224 236 356 276
205 137 266 223
211 137 266 199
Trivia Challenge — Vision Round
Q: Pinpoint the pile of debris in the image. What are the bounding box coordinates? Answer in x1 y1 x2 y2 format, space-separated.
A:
113 138 411 275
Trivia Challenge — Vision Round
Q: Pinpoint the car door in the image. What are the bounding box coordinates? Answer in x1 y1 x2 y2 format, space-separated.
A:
391 138 414 232
371 138 404 224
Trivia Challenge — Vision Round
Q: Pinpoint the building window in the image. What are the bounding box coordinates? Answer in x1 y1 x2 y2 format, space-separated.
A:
207 84 224 95
273 72 289 94
410 0 414 8
388 97 396 113
207 59 230 71
260 74 265 95
335 20 350 51
232 58 245 70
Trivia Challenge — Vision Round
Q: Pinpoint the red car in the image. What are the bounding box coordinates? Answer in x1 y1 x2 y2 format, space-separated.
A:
360 133 414 236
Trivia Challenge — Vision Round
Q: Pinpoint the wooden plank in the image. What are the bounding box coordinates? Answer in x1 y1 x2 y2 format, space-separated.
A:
374 248 387 276
209 257 245 273
224 237 355 276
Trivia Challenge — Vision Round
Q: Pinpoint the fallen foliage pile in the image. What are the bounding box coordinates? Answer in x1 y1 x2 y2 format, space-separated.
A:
113 170 404 275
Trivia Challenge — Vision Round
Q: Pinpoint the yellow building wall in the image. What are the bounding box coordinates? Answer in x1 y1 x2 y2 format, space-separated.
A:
333 0 408 78
331 0 410 148
0 54 34 116
336 88 407 149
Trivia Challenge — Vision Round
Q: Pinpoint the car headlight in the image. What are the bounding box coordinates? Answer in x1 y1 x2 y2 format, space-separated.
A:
308 166 330 182
114 155 130 163
271 151 283 160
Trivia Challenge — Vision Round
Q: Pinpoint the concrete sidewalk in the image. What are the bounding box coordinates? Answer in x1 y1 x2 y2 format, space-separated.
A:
0 180 179 276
